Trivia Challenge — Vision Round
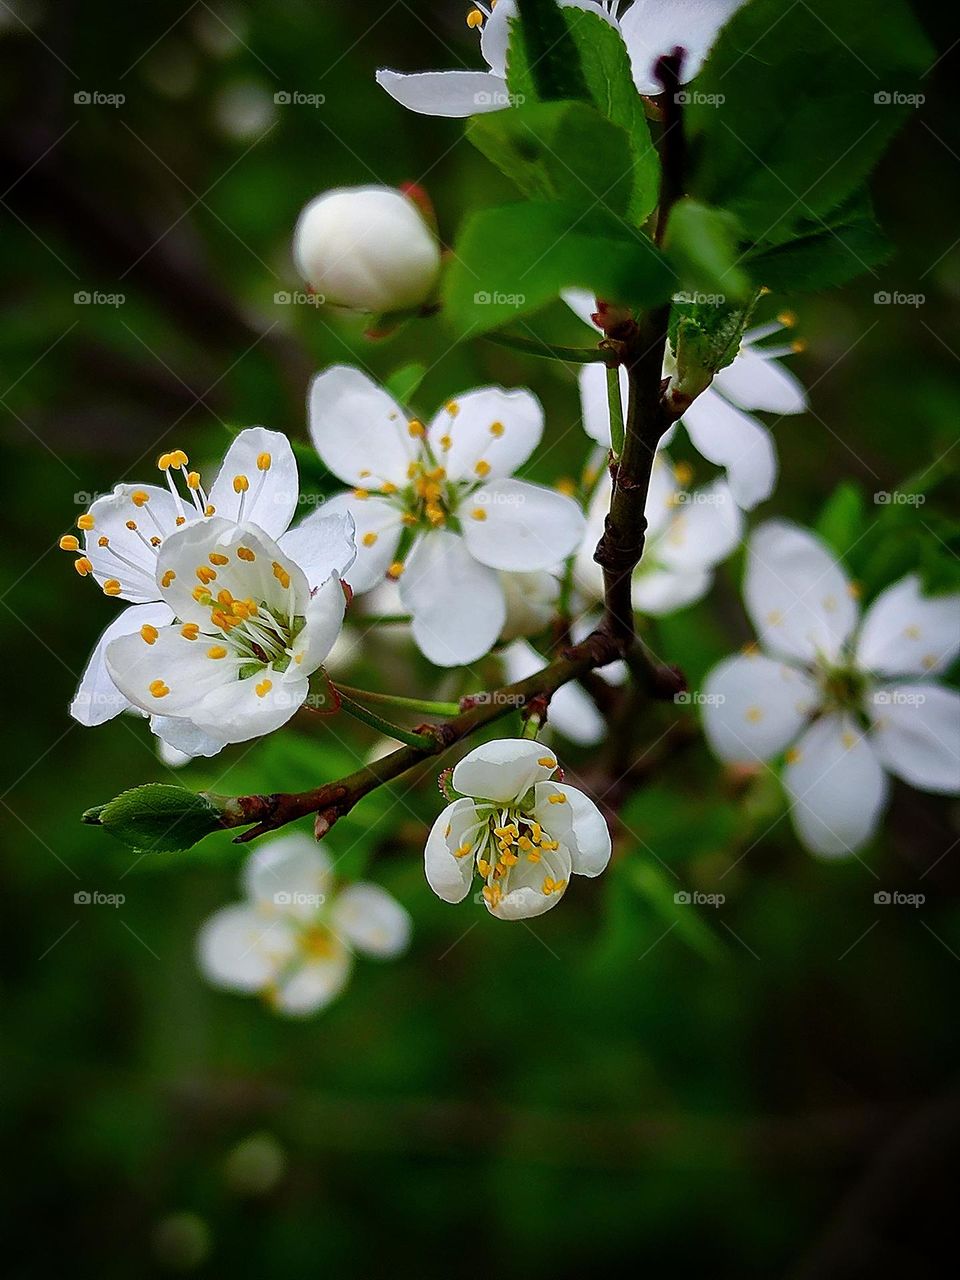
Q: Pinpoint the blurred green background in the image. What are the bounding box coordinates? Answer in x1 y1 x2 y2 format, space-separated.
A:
2 1 959 1275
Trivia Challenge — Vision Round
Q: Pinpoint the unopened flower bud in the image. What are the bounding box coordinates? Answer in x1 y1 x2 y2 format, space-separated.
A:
293 184 441 315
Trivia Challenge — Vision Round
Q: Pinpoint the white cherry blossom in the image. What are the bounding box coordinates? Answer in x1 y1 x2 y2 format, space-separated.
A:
702 521 960 856
576 453 743 615
376 0 746 118
305 366 585 667
425 739 611 919
197 833 411 1016
573 299 807 510
104 514 355 755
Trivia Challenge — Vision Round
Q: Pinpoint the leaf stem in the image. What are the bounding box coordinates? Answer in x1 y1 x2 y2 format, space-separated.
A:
336 692 435 750
483 332 613 364
333 684 461 718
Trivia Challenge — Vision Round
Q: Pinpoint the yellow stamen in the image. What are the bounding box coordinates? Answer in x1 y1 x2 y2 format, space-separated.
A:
272 561 291 589
353 488 369 500
77 513 95 531
388 561 405 579
196 566 217 584
103 579 122 596
59 535 80 552
125 520 137 531
538 756 557 769
149 679 170 698
74 557 93 577
131 491 149 507
256 452 272 471
255 678 273 698
547 793 566 805
140 625 159 645
446 401 460 418
466 7 483 27
98 536 110 548
237 546 256 562
489 421 504 437
204 504 216 517
475 459 491 477
207 646 228 660
161 569 176 587
471 507 487 521
209 552 229 566
181 624 199 640
186 471 201 489
408 418 425 438
362 531 379 547
232 474 249 493
193 586 212 604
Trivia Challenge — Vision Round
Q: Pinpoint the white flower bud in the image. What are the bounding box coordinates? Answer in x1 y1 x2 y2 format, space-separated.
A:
293 185 441 315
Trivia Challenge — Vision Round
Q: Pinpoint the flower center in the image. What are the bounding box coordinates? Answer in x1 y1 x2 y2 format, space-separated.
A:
458 802 568 911
190 576 305 678
817 661 866 715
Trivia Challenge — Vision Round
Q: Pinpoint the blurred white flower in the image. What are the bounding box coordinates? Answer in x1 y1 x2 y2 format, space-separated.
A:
425 739 611 919
293 186 440 315
702 521 960 856
305 366 585 667
498 569 560 642
198 833 411 1015
376 0 745 117
573 299 807 510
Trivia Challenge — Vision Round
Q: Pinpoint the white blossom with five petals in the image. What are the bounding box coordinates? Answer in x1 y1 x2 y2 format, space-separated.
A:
702 521 960 856
198 834 411 1016
304 366 585 667
425 739 612 919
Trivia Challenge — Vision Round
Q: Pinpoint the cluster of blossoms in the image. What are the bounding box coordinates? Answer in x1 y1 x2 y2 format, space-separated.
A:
63 0 960 1017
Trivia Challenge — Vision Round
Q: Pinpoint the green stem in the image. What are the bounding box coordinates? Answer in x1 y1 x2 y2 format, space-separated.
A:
334 684 461 718
606 364 625 457
359 613 412 627
521 713 543 740
336 693 435 750
483 332 612 364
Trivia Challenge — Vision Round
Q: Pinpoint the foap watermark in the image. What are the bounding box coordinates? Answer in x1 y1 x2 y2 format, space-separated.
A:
474 290 526 309
274 289 325 308
474 89 525 108
74 89 125 108
274 90 326 108
675 90 725 107
874 290 925 307
473 486 526 509
75 290 125 308
674 290 726 306
874 890 925 907
73 489 111 506
674 690 726 706
274 891 325 908
674 890 725 908
675 489 727 507
874 490 925 506
874 90 924 107
464 690 525 708
74 890 126 908
874 689 926 707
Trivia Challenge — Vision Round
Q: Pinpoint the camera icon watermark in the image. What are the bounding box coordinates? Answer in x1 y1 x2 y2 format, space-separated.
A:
273 891 325 908
273 90 326 108
874 90 924 107
873 490 925 506
74 90 125 108
873 290 925 307
675 90 725 107
674 690 726 706
273 289 324 307
674 290 726 306
74 290 125 308
74 889 125 907
874 889 924 907
874 689 926 706
473 289 526 309
674 890 725 907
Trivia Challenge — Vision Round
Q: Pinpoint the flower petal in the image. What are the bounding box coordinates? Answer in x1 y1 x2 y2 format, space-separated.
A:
453 738 561 804
498 571 560 642
488 837 572 921
429 386 543 482
869 683 960 795
655 478 744 573
400 530 506 666
462 478 585 572
307 365 417 487
546 783 611 877
278 511 356 591
500 640 606 746
84 484 184 602
856 575 960 677
783 714 889 857
196 903 298 992
375 69 510 117
150 714 225 760
714 347 808 414
745 520 858 664
106 622 236 717
619 0 747 94
313 493 403 594
681 391 778 509
331 883 412 958
189 665 309 746
71 602 174 726
702 652 818 763
424 797 483 903
244 833 333 916
273 949 353 1016
632 566 713 614
207 427 299 538
287 576 347 678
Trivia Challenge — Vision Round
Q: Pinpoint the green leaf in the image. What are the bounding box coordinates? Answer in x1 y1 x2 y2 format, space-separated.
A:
443 199 675 337
628 862 726 963
668 292 760 399
384 361 428 405
507 8 659 222
743 196 892 293
689 0 934 241
663 197 751 302
512 0 590 102
815 482 867 559
83 784 227 854
468 100 634 215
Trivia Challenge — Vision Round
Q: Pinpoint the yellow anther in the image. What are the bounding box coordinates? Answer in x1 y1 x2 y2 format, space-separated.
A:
171 449 189 468
193 586 212 604
785 747 802 765
125 520 137 531
388 561 405 579
237 546 256 562
673 461 694 487
848 582 862 599
446 401 460 418
791 339 807 353
131 491 149 507
102 579 122 596
150 536 161 547
359 469 372 479
186 471 201 489
406 461 419 479
547 793 566 805
745 707 763 723
207 646 228 660
140 624 159 645
196 566 217 584
477 858 492 878
157 452 171 470
74 557 93 576
540 839 559 851
256 452 272 471
538 756 557 769
77 513 95 531
438 434 452 451
209 552 229 566
500 851 519 868
181 624 199 640
59 535 80 552
489 421 504 437
362 531 379 547
272 561 291 589
482 884 502 908
841 731 856 750
454 843 473 858
530 822 542 843
922 654 937 671
161 569 176 587
527 849 542 864
216 589 234 606
408 418 425 438
555 477 576 496
471 507 487 521
542 877 556 894
777 310 796 327
517 836 533 851
255 678 273 698
211 609 233 630
475 459 491 477
380 481 398 494
353 488 370 500
98 536 110 548
401 513 418 527
766 609 783 626
466 7 483 27
232 474 249 494
149 679 170 698
204 504 216 517
175 516 186 527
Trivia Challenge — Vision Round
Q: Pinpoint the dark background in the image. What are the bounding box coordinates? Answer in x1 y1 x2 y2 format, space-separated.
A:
1 1 958 1275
